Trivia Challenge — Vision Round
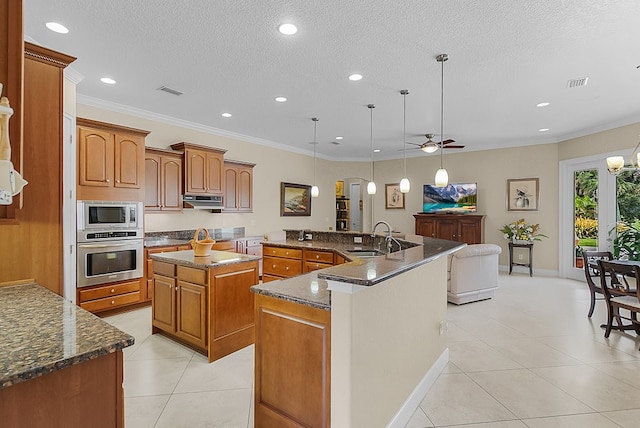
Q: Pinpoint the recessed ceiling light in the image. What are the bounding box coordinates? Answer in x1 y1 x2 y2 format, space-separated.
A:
335 136 343 140
278 23 297 35
100 77 116 85
536 102 550 107
374 149 381 153
45 22 69 34
274 96 287 102
348 74 363 81
539 128 549 132
221 113 232 118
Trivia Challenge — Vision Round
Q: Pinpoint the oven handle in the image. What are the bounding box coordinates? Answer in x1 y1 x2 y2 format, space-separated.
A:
78 242 135 249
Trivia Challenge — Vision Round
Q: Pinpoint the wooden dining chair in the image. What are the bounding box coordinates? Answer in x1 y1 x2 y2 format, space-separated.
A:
597 260 640 345
582 251 614 317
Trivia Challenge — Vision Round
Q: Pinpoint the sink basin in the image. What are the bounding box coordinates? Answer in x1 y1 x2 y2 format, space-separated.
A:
346 249 385 258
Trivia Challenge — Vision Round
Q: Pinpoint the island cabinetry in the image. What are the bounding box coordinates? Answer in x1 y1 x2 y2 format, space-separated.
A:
170 142 226 196
414 213 485 245
78 279 142 313
77 118 149 201
143 244 191 302
262 245 303 283
254 293 331 427
224 160 255 212
152 257 259 362
303 248 334 272
145 148 183 212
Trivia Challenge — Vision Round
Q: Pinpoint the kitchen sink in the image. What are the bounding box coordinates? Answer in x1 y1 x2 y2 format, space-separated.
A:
346 249 385 258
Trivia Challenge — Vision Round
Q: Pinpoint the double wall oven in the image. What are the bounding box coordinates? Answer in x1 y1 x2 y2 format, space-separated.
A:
76 201 144 287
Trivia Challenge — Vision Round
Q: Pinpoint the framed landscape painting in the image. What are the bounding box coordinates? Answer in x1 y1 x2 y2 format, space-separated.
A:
280 182 311 216
507 178 539 211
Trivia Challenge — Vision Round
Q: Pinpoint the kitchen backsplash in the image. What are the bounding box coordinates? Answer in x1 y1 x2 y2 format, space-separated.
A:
145 227 246 241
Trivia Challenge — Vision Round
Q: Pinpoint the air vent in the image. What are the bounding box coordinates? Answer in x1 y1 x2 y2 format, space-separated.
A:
567 77 589 88
158 85 184 96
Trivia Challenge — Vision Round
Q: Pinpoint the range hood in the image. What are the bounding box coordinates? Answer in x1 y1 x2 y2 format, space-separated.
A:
183 194 224 210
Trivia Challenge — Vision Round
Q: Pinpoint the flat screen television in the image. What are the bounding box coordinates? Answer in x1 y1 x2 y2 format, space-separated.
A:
422 182 477 213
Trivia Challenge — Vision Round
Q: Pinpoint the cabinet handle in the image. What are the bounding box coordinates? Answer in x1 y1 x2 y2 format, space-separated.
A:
169 284 173 289
316 255 320 259
285 251 289 255
116 179 120 183
111 300 115 305
272 264 276 268
175 286 179 292
285 266 289 270
106 179 110 183
110 288 115 293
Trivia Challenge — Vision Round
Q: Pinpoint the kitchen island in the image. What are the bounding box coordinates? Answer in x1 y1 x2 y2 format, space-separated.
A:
150 249 260 362
0 281 134 428
251 233 464 428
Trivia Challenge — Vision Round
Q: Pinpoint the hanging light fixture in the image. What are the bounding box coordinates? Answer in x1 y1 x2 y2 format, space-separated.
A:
399 90 411 193
311 117 320 197
434 53 449 188
367 104 377 195
606 135 640 175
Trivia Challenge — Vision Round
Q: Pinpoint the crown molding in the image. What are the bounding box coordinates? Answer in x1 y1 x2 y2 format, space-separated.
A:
64 66 84 85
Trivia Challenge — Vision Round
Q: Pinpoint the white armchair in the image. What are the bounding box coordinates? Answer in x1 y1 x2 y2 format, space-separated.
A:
448 244 502 305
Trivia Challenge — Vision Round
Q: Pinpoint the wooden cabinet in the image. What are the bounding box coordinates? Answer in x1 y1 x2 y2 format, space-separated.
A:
143 244 191 302
262 245 303 282
77 279 142 313
152 257 259 362
224 160 255 212
212 240 235 251
254 293 331 427
414 213 485 244
77 118 149 201
170 142 226 196
303 249 334 272
336 197 350 231
145 148 183 212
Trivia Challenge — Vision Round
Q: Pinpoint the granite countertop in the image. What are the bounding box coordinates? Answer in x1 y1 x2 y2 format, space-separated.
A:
251 272 330 311
144 237 191 248
0 282 134 389
150 249 261 268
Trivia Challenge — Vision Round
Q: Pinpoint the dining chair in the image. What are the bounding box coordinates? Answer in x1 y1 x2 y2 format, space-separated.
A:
597 260 640 345
582 251 614 317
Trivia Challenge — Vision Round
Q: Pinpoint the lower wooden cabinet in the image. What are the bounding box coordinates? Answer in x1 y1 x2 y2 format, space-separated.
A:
143 244 191 302
414 213 485 244
262 245 303 282
254 293 331 427
303 249 334 272
77 279 142 313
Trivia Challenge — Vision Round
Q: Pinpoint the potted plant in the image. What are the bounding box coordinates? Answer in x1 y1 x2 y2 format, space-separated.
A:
500 218 548 243
611 221 640 261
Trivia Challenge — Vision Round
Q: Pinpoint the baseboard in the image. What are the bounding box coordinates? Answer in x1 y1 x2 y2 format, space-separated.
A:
498 264 558 277
386 348 449 428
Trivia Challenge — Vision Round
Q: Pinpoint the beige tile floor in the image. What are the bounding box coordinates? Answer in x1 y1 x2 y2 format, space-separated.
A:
104 273 640 427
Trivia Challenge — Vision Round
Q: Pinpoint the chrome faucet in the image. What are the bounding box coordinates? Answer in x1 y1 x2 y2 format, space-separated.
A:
371 221 402 253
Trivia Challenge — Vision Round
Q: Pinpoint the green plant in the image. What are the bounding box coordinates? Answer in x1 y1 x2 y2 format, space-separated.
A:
611 221 640 261
574 217 598 239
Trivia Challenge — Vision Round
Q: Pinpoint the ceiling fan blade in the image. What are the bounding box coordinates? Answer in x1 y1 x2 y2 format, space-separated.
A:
440 139 456 145
406 142 423 147
443 145 465 149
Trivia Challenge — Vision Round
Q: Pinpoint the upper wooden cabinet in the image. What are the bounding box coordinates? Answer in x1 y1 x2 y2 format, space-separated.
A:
170 142 226 196
414 213 485 245
145 148 183 212
77 118 149 201
224 160 254 212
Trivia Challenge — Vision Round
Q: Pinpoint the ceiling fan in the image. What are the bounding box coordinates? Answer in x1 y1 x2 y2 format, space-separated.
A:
407 133 464 153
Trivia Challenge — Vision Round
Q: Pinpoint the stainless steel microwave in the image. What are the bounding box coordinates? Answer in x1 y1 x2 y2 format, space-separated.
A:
77 200 142 231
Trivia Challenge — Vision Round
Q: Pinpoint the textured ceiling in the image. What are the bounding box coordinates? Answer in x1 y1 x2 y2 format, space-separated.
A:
23 0 640 160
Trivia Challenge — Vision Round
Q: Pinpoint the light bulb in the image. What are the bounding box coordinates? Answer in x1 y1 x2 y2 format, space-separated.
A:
606 156 624 175
367 181 377 195
400 178 410 193
435 168 449 187
311 185 319 198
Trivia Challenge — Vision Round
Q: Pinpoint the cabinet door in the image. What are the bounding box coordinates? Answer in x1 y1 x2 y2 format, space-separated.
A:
176 280 207 349
114 133 144 188
458 218 481 244
237 167 252 211
152 274 176 332
78 127 113 187
416 217 436 238
185 149 208 194
144 154 161 211
161 156 182 210
206 151 224 194
436 219 458 241
224 167 238 211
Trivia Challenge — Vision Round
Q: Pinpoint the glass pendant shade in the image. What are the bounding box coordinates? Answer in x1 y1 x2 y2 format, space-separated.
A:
367 181 377 195
311 185 319 197
606 156 624 174
435 168 449 187
399 178 410 193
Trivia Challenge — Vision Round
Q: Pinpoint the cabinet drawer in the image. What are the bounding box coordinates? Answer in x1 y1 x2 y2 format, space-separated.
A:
246 245 263 257
263 246 302 259
263 256 302 277
246 238 263 247
212 241 235 251
177 265 207 285
154 260 176 277
78 280 141 302
304 249 334 264
304 261 333 272
79 291 140 312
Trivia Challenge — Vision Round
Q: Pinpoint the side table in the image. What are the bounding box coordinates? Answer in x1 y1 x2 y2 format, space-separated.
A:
508 242 533 276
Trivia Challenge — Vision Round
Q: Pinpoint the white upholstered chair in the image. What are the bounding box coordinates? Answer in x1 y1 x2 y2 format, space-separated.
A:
447 244 502 305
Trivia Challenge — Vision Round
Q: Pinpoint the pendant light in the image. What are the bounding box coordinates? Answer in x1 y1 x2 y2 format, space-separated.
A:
434 53 449 188
367 104 376 195
399 90 411 193
311 117 319 197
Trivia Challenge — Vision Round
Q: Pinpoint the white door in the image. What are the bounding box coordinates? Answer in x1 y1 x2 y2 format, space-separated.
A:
350 182 362 232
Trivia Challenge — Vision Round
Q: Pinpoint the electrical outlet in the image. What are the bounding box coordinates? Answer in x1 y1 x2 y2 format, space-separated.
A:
305 233 312 240
354 236 363 243
518 254 523 260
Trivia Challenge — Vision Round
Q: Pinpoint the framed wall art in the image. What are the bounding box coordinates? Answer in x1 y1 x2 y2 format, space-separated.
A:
385 183 405 209
280 182 311 216
507 178 539 211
